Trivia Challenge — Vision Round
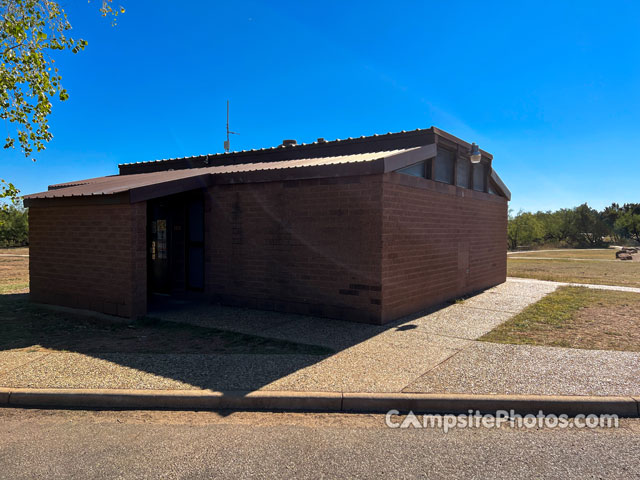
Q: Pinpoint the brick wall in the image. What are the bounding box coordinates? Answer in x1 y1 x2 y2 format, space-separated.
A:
29 202 147 317
381 172 507 322
205 175 384 323
26 171 507 324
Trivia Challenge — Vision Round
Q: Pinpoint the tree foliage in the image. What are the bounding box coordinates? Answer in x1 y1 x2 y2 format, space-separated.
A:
507 211 544 250
572 203 610 246
0 178 19 206
0 0 122 207
615 210 640 242
508 203 640 250
0 204 27 246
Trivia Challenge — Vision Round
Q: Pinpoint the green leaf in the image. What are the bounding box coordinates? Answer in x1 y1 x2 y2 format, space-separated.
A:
0 0 123 163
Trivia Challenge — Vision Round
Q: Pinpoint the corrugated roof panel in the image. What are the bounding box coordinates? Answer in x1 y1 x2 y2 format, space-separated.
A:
48 175 120 190
25 149 415 201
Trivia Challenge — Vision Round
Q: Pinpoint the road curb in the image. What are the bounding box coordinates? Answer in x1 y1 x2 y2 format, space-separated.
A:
342 393 638 417
0 389 9 405
0 388 637 417
0 388 342 411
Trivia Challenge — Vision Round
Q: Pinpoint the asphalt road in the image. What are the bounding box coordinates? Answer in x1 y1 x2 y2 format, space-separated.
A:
1 408 639 479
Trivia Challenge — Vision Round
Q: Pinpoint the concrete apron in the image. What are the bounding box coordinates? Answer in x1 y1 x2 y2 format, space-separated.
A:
1 388 638 417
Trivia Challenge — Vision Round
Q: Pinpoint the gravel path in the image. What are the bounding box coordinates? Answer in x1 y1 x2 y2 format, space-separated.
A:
507 276 640 293
509 257 618 262
507 248 620 255
404 342 640 396
2 278 639 395
0 352 323 391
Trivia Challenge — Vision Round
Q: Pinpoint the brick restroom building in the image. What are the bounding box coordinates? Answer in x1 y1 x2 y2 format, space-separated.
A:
24 127 511 324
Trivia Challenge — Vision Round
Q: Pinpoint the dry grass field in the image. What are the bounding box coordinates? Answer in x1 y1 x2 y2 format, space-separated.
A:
480 286 640 352
0 247 29 294
507 248 640 288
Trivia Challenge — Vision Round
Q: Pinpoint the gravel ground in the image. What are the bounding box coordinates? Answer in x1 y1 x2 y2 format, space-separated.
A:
153 302 299 337
3 278 637 395
253 317 386 350
153 280 558 347
0 352 326 391
385 280 557 341
265 341 461 392
404 307 518 340
0 352 48 377
404 342 640 396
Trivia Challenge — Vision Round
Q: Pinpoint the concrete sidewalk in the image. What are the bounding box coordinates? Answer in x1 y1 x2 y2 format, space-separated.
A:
507 276 640 294
1 279 639 397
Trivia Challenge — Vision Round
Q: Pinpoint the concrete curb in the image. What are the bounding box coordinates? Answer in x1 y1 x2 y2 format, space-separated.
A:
342 393 639 417
1 388 638 416
0 388 342 412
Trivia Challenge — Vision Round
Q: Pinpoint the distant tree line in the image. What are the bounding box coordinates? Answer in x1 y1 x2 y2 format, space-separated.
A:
0 207 28 247
508 203 640 250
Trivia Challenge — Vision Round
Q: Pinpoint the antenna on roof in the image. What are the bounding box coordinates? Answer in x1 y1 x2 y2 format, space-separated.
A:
224 100 239 153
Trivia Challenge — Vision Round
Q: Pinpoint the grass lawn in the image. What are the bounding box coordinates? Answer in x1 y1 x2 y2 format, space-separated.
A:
508 249 640 288
0 248 332 355
480 286 640 352
0 247 29 256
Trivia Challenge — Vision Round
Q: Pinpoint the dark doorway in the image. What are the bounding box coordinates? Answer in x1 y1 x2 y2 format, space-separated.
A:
186 197 205 290
148 190 205 297
148 201 171 294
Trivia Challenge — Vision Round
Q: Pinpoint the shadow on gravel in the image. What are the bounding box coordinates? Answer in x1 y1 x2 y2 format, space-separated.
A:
0 290 486 394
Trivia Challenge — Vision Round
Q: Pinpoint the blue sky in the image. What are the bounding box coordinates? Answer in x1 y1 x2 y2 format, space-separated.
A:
4 0 640 212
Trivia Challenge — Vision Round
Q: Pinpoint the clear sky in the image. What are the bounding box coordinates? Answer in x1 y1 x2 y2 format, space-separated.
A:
4 0 640 212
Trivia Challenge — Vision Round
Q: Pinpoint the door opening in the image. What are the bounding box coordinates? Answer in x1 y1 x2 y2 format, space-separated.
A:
187 197 205 290
147 191 205 297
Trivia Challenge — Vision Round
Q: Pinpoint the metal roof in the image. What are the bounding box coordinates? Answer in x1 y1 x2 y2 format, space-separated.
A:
117 128 434 168
24 147 432 204
23 125 510 206
117 126 493 176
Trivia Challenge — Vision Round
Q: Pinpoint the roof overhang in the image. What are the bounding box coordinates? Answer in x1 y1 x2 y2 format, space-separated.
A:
128 174 212 203
490 170 511 201
382 144 436 171
24 141 515 205
23 146 437 207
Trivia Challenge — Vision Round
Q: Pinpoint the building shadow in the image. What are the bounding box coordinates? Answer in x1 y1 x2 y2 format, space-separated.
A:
0 289 489 397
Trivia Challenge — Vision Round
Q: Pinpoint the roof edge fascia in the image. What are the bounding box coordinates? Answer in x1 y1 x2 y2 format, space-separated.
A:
382 144 437 172
490 170 511 201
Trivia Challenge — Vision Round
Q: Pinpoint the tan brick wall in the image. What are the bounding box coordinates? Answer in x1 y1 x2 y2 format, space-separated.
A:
28 202 147 317
205 175 384 323
381 172 507 322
